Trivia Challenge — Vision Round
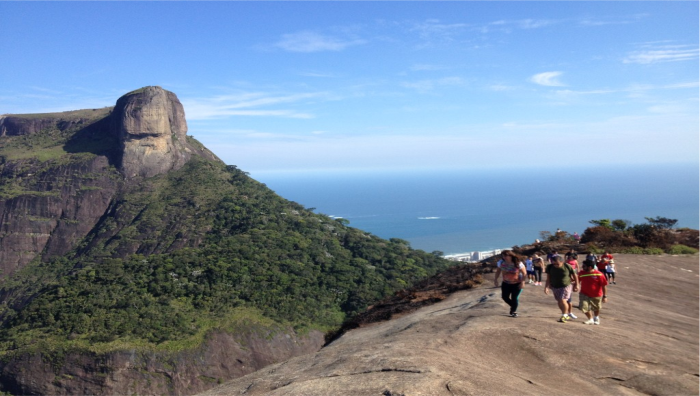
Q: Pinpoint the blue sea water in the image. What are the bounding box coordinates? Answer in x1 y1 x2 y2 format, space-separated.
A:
253 164 699 255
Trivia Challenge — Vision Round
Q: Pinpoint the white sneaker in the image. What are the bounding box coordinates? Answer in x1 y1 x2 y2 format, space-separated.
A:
594 317 600 325
583 319 595 325
569 313 577 319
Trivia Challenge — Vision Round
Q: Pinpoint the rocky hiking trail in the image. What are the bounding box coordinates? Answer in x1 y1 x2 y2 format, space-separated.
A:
199 254 699 396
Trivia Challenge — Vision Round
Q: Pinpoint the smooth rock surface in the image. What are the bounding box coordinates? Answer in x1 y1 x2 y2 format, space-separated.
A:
113 86 192 179
200 254 699 396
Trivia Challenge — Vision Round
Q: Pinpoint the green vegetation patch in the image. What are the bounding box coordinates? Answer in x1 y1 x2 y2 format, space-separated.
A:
667 244 699 255
3 107 112 120
0 160 455 359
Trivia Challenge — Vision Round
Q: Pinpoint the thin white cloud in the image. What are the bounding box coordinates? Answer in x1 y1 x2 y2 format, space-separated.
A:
529 71 566 87
663 82 699 89
411 19 468 40
274 31 366 53
408 17 556 45
579 13 648 27
298 71 340 78
624 44 699 64
516 19 555 29
181 91 325 120
554 89 615 96
474 18 559 34
488 84 517 92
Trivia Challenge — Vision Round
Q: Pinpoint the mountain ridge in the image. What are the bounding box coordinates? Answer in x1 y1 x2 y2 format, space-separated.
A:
0 86 457 395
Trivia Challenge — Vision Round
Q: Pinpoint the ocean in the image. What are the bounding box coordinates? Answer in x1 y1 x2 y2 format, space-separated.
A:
252 163 699 255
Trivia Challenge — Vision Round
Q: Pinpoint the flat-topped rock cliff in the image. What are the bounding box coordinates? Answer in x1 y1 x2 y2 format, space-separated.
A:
113 86 196 179
0 87 219 276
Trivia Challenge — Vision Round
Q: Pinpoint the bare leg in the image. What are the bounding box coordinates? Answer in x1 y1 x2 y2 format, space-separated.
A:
556 299 568 314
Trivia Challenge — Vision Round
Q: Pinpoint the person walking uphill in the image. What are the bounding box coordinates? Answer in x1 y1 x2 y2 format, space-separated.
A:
578 260 608 325
532 254 545 285
544 255 579 323
494 250 527 318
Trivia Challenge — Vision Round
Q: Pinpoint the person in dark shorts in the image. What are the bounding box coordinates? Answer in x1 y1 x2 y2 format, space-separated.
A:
494 250 527 318
544 255 579 323
532 254 545 286
605 260 617 284
525 256 535 284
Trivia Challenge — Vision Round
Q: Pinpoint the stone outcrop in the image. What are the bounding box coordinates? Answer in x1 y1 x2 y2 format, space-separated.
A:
200 254 699 396
0 111 102 137
0 155 120 276
0 87 220 276
113 86 195 179
0 327 324 396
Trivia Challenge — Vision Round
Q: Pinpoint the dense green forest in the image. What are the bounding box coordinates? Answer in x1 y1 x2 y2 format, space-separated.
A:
0 159 453 355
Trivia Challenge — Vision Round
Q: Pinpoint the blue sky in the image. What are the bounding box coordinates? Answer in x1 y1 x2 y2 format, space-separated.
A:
1 1 698 174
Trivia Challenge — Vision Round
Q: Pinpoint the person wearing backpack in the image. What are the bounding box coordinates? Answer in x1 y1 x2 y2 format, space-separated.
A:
494 250 527 318
544 255 580 323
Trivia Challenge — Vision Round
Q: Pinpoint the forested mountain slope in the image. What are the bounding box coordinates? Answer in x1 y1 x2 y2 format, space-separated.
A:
0 87 454 395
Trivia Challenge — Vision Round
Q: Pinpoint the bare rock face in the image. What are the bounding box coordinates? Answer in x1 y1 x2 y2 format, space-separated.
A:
0 156 120 276
0 327 325 396
200 255 699 396
0 87 220 276
113 86 192 179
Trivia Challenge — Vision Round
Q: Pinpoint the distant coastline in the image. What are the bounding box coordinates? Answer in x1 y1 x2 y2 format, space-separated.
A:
258 163 699 255
443 249 507 263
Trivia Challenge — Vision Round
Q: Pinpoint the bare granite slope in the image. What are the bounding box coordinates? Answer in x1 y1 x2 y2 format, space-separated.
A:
200 254 699 396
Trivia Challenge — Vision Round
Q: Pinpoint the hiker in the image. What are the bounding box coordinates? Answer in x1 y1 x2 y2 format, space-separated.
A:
493 250 527 318
566 255 579 272
525 256 535 284
598 251 614 273
578 259 608 325
532 254 545 285
605 259 617 284
547 250 559 264
544 255 579 323
565 248 578 262
573 232 581 244
585 251 598 264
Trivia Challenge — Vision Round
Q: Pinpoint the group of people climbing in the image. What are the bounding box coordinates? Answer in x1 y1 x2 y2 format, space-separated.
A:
493 248 617 324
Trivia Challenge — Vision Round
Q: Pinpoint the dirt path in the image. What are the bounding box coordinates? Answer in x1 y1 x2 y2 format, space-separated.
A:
200 254 699 396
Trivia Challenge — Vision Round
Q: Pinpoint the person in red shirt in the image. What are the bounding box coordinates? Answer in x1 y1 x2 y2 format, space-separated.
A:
578 260 609 325
596 251 612 273
600 251 615 282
